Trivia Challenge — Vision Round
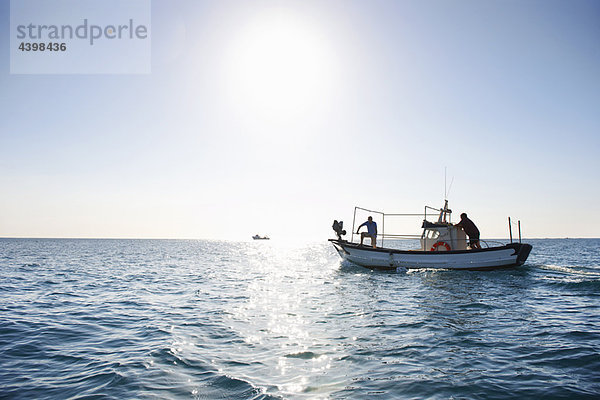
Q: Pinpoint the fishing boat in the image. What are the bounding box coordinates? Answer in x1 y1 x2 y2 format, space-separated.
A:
252 234 270 240
330 201 532 270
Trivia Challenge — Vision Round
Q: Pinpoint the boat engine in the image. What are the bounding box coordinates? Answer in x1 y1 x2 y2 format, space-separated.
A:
332 220 346 240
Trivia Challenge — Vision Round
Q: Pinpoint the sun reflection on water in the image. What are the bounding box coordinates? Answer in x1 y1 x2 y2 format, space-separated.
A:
222 241 344 396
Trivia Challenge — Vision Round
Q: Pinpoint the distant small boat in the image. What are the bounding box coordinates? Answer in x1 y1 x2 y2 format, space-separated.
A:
252 234 270 240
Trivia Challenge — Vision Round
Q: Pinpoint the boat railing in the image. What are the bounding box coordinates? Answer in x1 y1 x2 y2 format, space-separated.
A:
481 240 507 248
351 205 511 249
377 236 506 250
447 238 507 249
378 234 422 239
352 206 445 248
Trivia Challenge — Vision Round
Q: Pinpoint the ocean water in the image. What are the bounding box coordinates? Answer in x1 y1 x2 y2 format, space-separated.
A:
1 238 599 399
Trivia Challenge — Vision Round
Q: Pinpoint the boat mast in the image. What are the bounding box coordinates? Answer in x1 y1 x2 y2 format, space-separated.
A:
351 206 357 243
439 168 453 224
437 199 451 223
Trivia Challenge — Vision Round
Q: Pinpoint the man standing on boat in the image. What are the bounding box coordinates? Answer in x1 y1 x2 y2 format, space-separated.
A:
455 213 481 249
357 216 377 248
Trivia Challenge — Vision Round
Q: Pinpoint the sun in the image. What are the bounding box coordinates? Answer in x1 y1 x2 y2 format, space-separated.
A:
222 10 335 123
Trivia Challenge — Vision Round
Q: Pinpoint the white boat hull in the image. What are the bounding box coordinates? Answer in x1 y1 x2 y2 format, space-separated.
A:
330 239 532 270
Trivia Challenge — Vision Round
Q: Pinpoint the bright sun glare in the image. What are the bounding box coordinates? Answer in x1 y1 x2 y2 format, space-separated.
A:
224 10 335 122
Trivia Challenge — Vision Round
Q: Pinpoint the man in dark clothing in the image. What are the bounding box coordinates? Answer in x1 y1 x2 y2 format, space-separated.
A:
455 213 481 249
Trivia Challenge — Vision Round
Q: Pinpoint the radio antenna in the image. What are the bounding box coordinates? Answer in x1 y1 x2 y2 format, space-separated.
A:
444 167 454 199
444 167 447 199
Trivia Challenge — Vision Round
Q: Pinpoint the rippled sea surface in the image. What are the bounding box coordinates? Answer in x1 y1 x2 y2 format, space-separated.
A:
1 238 599 399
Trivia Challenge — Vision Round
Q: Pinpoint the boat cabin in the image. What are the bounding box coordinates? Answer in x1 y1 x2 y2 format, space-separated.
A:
421 221 467 251
420 200 467 251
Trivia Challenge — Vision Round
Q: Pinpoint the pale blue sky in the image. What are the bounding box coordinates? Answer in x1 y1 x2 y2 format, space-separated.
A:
1 0 599 240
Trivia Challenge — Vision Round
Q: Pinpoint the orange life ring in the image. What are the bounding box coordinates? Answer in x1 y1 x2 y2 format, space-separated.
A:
430 241 451 251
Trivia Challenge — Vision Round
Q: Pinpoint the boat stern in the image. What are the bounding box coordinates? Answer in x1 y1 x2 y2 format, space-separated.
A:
517 243 532 265
505 242 533 265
